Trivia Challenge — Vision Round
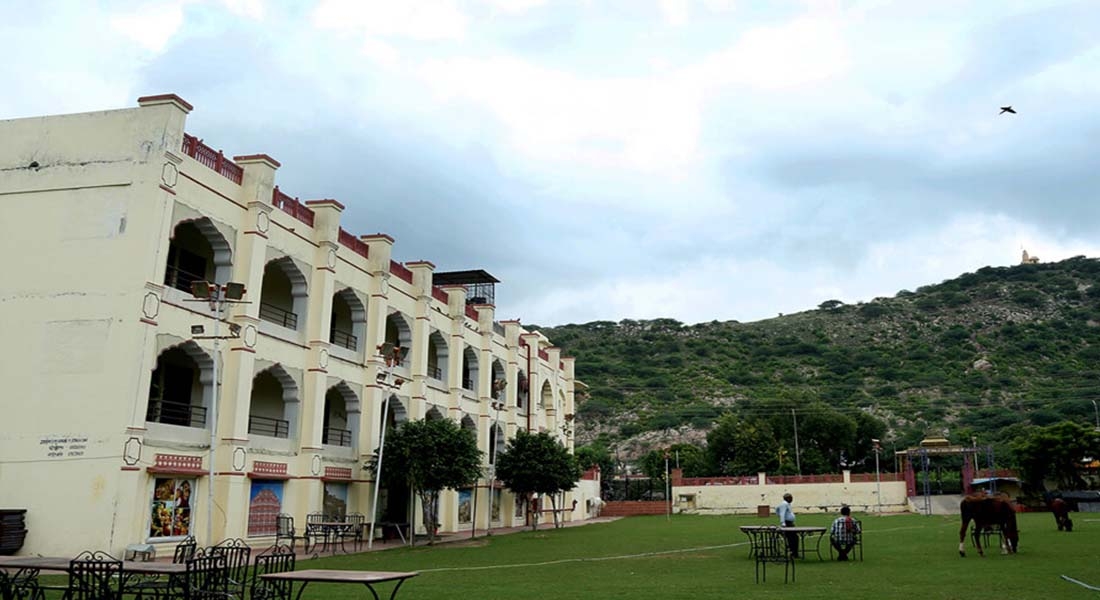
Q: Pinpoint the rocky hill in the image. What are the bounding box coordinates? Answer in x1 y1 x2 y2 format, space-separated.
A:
533 256 1100 466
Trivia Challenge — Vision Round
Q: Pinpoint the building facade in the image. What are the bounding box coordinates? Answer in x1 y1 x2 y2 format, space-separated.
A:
0 94 593 557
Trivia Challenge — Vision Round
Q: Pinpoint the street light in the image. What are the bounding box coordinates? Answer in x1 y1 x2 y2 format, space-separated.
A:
871 438 882 513
368 342 404 550
487 385 506 536
186 280 247 546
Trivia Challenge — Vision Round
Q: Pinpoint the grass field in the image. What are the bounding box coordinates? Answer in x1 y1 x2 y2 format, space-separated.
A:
301 512 1100 600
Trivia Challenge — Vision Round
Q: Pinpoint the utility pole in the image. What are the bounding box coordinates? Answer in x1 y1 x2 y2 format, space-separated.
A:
1092 399 1099 431
792 408 802 476
872 438 882 513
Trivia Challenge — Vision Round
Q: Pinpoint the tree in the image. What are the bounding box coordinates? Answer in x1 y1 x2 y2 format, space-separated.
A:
380 418 483 544
1013 421 1100 490
496 430 583 530
706 414 779 476
640 443 707 479
574 443 614 496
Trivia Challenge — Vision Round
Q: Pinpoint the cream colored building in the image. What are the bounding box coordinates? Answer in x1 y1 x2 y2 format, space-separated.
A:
0 94 594 557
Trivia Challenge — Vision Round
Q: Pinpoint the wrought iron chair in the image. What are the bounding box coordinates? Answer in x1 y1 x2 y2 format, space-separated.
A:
67 551 125 600
1 566 45 600
754 528 795 584
303 513 325 552
126 535 198 598
337 513 366 552
249 545 296 600
207 539 251 599
274 515 308 553
180 553 228 600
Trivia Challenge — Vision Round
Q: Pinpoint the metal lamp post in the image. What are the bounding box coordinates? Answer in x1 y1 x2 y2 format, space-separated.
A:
368 342 404 550
871 438 882 513
186 280 246 546
487 381 506 536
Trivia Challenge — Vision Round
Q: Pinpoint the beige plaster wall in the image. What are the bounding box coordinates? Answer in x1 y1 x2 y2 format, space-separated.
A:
674 472 910 516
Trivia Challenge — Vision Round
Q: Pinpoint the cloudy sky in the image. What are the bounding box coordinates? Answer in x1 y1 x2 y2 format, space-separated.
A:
5 0 1100 326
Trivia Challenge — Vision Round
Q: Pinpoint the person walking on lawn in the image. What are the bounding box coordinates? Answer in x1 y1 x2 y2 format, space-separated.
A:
776 493 798 556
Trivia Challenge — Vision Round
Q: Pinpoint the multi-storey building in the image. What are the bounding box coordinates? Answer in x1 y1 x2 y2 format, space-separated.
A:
0 94 595 557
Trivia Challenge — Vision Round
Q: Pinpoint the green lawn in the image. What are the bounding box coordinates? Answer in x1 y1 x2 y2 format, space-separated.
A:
303 512 1100 600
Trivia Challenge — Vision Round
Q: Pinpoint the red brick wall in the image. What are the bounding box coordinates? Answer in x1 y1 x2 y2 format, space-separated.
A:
600 501 668 517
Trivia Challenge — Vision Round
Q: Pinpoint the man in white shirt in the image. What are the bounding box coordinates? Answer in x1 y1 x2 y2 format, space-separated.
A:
776 493 798 556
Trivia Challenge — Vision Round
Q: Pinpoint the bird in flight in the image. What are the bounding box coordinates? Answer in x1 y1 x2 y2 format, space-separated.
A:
1000 106 1016 114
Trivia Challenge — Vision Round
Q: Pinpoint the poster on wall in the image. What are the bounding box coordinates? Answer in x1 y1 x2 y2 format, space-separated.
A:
323 482 348 518
247 480 284 537
458 488 472 524
149 478 193 539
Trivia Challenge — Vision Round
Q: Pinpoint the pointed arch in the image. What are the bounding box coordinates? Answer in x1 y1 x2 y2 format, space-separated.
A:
324 380 361 447
384 312 413 365
259 257 309 330
249 363 300 439
330 287 367 353
163 217 233 292
427 329 449 381
146 340 215 429
516 370 529 412
461 345 479 392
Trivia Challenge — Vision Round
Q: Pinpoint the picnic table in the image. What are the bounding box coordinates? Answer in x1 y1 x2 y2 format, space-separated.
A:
0 555 187 600
260 569 419 600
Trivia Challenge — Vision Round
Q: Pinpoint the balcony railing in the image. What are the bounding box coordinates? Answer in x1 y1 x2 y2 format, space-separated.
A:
389 260 414 284
182 134 243 184
462 376 474 390
322 427 352 447
271 186 315 227
146 400 207 428
164 264 205 293
259 301 298 329
248 415 290 438
330 327 357 351
427 364 442 380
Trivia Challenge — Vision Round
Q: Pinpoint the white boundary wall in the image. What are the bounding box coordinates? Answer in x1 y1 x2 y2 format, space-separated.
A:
673 470 909 515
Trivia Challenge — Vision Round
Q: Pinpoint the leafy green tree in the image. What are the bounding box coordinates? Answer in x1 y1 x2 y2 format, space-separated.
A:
574 443 614 495
706 414 779 475
641 443 707 478
1013 421 1100 489
496 430 583 529
381 418 482 544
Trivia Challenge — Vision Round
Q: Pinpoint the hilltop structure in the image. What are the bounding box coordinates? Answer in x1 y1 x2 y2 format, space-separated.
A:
0 95 597 556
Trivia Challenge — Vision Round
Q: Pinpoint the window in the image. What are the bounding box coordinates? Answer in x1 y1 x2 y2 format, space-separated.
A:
323 483 348 518
247 481 284 537
149 478 194 539
458 489 473 524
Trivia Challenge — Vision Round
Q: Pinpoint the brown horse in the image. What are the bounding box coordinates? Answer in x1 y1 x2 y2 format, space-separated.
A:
959 492 1019 557
1051 498 1073 532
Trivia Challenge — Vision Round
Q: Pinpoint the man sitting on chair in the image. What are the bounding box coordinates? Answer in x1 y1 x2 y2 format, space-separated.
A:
830 506 860 561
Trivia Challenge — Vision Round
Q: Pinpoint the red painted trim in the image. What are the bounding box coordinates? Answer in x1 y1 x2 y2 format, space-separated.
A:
231 347 256 353
233 154 282 168
126 426 148 432
247 473 291 480
221 438 248 442
405 260 436 269
307 368 327 373
304 198 345 210
219 472 247 477
300 446 322 451
316 266 335 273
257 331 309 350
140 317 158 326
179 171 246 209
159 183 176 195
137 93 194 112
244 230 269 239
360 233 394 243
120 466 141 471
147 467 207 476
273 219 318 247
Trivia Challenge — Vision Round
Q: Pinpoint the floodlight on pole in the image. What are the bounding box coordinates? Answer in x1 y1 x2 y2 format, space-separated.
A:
369 343 405 550
487 397 506 536
183 280 247 546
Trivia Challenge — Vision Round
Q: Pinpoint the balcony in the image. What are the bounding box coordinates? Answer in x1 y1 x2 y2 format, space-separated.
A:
182 134 243 184
259 302 298 329
271 186 315 227
462 376 474 391
248 415 289 438
330 327 357 352
164 264 205 294
322 427 352 447
427 364 442 380
146 400 207 428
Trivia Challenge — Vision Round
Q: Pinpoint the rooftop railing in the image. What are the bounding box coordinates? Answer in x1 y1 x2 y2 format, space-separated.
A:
389 260 414 284
337 228 369 259
271 186 315 227
182 134 243 184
